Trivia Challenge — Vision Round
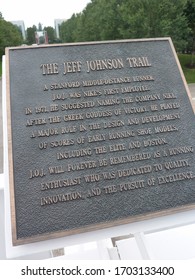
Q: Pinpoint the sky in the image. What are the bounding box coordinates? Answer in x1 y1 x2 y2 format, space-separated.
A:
1 0 91 28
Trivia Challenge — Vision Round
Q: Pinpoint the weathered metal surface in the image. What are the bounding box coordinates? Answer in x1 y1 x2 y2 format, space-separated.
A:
6 38 195 245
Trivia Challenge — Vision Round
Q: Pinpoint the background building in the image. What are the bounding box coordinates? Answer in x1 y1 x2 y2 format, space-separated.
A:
10 20 26 40
35 31 48 44
54 19 66 39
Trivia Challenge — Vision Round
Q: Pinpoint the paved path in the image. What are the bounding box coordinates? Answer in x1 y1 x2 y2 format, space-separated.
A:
188 84 195 112
188 83 195 99
0 80 195 174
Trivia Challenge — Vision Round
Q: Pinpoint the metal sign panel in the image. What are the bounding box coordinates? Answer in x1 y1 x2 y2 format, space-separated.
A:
6 38 195 245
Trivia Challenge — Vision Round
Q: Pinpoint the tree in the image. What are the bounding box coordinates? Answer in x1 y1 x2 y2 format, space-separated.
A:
183 0 195 65
59 0 189 52
44 26 56 43
60 14 80 42
0 19 23 57
26 25 37 45
158 0 189 51
119 0 156 38
91 0 123 40
118 0 188 51
60 0 125 42
76 1 102 41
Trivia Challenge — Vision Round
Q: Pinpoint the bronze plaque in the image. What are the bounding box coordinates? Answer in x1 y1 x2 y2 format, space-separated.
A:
6 38 195 246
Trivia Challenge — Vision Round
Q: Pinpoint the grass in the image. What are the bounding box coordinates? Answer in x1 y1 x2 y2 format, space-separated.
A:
178 53 195 84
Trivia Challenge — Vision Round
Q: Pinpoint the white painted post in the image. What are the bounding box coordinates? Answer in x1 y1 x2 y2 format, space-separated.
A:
0 184 6 259
134 232 153 260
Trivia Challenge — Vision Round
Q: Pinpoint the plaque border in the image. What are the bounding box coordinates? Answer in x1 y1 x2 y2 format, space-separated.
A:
6 38 195 246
